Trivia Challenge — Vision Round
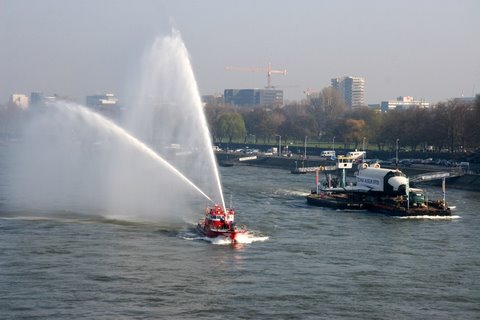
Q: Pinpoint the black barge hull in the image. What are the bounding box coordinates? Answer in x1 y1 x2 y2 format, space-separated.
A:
306 194 365 210
365 203 451 217
306 194 451 216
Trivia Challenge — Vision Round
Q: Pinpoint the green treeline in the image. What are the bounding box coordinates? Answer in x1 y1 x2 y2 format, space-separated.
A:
205 89 480 153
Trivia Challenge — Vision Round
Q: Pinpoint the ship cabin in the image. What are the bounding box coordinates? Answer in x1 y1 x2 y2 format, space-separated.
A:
337 155 355 169
408 188 426 206
206 205 235 229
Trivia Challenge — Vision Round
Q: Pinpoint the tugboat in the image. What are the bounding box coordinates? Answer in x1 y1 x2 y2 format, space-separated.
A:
197 204 247 242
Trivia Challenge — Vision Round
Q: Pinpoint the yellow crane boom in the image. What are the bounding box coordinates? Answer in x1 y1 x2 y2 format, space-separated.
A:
225 63 287 88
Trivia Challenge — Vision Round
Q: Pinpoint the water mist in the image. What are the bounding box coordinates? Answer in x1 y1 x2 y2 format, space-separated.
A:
6 30 225 220
125 29 225 210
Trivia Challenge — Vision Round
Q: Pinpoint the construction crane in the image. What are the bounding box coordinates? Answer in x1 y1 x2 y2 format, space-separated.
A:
225 63 287 89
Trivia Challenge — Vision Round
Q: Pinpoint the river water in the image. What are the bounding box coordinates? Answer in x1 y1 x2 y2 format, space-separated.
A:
1 147 479 319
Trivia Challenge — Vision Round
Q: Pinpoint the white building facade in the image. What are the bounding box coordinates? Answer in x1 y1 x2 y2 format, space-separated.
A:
331 76 365 108
380 96 430 112
8 94 29 110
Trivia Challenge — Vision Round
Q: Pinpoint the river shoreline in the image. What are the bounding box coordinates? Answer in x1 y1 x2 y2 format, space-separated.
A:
216 152 480 192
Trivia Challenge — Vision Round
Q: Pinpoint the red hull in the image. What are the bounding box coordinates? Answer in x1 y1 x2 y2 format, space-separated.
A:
196 223 246 242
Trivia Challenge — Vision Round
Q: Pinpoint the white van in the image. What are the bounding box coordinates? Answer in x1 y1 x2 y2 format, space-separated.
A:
346 150 366 160
320 150 336 159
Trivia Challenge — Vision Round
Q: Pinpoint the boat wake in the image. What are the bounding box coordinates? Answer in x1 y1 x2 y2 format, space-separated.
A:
180 230 269 245
397 215 461 220
273 188 309 197
235 231 269 244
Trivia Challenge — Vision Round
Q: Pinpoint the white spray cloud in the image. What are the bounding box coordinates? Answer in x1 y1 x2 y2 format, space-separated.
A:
6 30 224 222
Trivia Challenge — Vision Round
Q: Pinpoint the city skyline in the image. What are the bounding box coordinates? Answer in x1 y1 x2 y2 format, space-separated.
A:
1 0 479 105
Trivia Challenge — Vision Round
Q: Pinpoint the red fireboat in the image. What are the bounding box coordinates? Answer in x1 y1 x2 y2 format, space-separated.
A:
197 204 247 242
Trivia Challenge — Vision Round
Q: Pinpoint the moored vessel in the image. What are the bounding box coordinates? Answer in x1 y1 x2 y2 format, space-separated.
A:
197 204 247 242
306 157 452 217
365 188 451 216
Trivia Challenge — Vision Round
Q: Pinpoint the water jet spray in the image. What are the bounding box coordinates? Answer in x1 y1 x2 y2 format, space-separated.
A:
54 102 215 204
127 29 226 210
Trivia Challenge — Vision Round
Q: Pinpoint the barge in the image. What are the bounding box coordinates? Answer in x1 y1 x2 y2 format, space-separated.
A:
306 157 451 216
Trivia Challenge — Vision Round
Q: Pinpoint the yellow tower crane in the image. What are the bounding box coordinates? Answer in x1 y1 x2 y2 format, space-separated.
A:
225 63 287 89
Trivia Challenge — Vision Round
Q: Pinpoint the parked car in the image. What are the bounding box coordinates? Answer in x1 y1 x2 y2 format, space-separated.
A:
399 159 412 166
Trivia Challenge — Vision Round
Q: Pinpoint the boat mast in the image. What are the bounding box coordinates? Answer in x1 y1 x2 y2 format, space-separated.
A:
406 178 410 210
336 155 353 188
340 168 346 188
442 177 446 206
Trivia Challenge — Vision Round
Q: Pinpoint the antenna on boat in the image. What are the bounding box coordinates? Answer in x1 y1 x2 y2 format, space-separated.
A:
406 178 410 210
442 176 446 207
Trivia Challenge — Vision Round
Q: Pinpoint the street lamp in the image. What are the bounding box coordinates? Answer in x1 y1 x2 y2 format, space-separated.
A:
276 135 281 156
304 136 308 159
362 137 366 161
396 138 399 166
332 136 336 153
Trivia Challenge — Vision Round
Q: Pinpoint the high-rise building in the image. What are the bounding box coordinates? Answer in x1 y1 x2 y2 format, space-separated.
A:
331 76 365 108
224 89 283 107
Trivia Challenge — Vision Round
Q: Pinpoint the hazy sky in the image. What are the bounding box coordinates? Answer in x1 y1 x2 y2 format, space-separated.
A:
1 0 479 104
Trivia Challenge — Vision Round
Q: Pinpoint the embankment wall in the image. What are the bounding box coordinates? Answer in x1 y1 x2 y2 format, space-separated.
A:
216 152 480 192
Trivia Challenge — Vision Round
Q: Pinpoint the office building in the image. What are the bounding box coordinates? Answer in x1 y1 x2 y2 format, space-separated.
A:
380 96 430 112
331 76 365 108
224 89 283 107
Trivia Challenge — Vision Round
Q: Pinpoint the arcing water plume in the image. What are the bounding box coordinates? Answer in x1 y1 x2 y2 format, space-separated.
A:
57 102 214 203
6 29 225 220
6 101 214 219
126 29 225 210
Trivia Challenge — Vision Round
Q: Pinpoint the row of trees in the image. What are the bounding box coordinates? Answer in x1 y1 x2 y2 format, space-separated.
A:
205 89 480 152
2 90 478 153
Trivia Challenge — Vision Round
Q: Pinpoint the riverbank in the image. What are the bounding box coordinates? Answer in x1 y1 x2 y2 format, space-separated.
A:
216 151 480 192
